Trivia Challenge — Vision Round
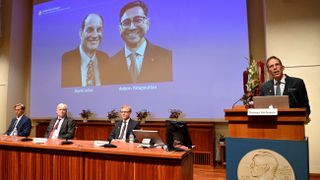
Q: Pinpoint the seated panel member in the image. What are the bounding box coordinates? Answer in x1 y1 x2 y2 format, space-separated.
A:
108 105 140 142
259 56 311 116
4 103 32 136
44 103 76 139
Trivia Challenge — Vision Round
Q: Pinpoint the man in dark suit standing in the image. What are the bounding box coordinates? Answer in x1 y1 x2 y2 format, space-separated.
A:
44 103 76 139
109 0 172 85
4 103 31 136
108 105 140 142
259 56 311 116
61 13 110 87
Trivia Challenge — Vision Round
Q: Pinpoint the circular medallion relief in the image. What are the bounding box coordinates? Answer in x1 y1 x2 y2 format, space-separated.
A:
237 149 295 180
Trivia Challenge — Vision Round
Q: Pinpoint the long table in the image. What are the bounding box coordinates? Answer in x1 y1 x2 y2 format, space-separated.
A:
35 120 215 166
0 136 193 180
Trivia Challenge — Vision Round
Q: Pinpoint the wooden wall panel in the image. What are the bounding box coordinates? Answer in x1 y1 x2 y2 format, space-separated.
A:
0 145 83 180
0 138 192 180
85 152 193 180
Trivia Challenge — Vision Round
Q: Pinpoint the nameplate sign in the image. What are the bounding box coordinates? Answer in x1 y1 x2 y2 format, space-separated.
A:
94 140 110 147
247 108 278 116
33 138 48 144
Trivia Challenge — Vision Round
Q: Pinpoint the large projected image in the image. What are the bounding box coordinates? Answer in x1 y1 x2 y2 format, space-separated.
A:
31 0 249 119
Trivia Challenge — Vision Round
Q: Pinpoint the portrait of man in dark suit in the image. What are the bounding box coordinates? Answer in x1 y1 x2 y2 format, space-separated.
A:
259 56 310 116
61 13 110 87
109 0 172 85
44 103 76 139
3 103 32 137
108 105 140 142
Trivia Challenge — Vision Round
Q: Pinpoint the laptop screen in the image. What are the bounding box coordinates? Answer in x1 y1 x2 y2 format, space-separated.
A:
132 130 164 145
253 95 289 108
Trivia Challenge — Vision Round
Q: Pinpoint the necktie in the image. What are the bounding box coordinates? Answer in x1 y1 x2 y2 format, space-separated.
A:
129 53 138 83
118 121 127 139
49 119 61 138
275 81 281 96
12 118 18 129
86 60 95 86
10 118 18 135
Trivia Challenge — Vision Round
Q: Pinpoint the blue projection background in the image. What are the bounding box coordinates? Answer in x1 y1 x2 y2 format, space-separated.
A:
31 0 249 119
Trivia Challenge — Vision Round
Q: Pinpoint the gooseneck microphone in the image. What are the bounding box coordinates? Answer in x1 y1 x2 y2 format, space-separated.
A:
232 98 242 108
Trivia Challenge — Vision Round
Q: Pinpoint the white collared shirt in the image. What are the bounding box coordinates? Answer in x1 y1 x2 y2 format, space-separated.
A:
50 118 65 139
125 40 147 75
10 115 23 136
79 46 101 86
273 75 286 95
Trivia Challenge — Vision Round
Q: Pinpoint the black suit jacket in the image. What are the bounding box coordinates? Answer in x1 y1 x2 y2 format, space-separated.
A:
44 117 76 139
4 115 32 136
259 75 310 115
108 119 140 142
108 41 172 85
61 47 110 87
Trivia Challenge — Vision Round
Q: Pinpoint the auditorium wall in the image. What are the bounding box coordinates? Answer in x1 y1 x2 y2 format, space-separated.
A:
0 0 32 135
265 0 320 173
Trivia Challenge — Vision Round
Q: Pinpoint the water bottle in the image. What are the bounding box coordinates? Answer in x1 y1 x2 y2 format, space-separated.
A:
129 132 134 143
13 128 18 136
12 128 18 141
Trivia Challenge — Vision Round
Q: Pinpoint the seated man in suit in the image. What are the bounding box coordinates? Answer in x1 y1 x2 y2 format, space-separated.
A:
259 56 311 116
109 0 172 84
3 103 32 136
44 103 76 139
108 105 140 142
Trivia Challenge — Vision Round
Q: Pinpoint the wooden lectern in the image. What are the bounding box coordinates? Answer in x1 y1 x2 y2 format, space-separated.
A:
224 107 309 179
224 107 307 140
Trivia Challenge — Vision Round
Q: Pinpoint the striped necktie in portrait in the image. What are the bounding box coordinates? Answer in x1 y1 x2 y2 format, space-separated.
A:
129 53 138 83
86 60 95 86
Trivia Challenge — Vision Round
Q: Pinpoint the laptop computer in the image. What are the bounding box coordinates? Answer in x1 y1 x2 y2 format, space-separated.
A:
253 95 289 108
132 130 164 146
